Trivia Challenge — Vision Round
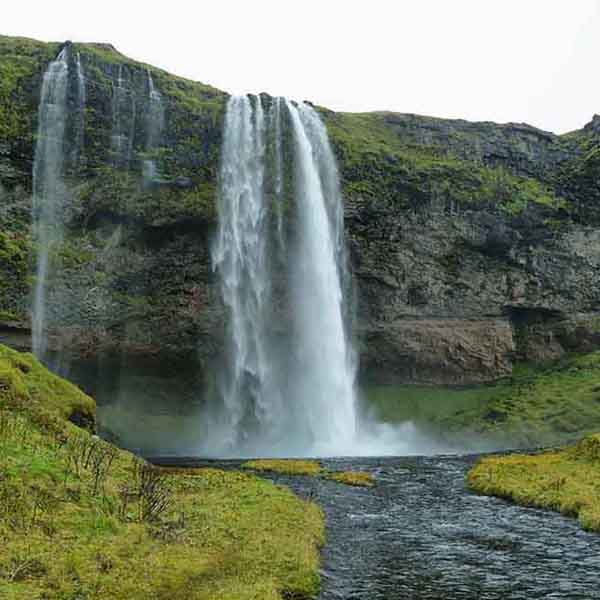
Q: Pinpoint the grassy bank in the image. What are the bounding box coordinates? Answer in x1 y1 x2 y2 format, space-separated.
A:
0 345 324 599
468 434 600 532
365 352 600 449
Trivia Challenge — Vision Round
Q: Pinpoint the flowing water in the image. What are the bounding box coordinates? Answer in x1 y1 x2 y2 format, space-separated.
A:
155 455 600 600
143 70 164 182
209 96 358 457
32 46 87 369
110 65 136 168
32 48 70 361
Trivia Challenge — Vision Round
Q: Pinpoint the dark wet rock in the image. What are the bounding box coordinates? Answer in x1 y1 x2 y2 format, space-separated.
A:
0 35 599 385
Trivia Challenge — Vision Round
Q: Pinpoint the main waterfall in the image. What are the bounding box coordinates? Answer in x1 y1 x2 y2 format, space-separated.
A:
208 95 357 456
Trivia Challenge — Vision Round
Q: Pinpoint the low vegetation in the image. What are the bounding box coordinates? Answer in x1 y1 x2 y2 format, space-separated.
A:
243 459 323 477
243 459 376 487
367 351 600 449
321 110 565 216
326 471 375 487
468 433 600 532
0 344 324 599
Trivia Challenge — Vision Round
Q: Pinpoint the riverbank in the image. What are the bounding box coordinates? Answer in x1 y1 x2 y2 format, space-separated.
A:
468 433 600 532
0 344 324 599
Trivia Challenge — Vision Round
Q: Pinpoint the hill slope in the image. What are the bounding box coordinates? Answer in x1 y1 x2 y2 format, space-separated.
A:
0 344 324 599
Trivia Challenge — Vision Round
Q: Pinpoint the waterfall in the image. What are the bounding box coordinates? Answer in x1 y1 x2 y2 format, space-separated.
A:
271 96 285 251
143 70 164 182
208 95 357 456
211 95 284 450
286 101 357 453
31 48 70 360
74 52 86 163
111 65 136 168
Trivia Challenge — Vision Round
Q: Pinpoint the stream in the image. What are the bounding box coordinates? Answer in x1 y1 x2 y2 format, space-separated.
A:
157 454 600 600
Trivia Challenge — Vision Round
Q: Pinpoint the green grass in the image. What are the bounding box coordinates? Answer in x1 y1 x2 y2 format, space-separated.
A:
364 352 600 449
243 460 376 487
468 433 600 532
0 345 325 599
365 384 496 425
243 459 323 477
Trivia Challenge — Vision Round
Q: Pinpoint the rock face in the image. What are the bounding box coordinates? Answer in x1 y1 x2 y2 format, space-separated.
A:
1 35 599 386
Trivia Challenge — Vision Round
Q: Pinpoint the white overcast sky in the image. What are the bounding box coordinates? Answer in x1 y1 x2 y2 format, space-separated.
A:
3 0 599 133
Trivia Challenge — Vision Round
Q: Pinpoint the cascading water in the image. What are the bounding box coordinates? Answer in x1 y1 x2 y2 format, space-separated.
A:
286 101 357 453
74 52 86 163
143 70 164 183
271 96 285 250
32 45 87 371
110 65 136 168
207 95 358 456
31 48 70 361
211 95 284 451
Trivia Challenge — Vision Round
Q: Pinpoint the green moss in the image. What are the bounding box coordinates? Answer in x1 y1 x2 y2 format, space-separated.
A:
468 433 600 531
0 344 95 427
321 110 566 217
0 231 29 320
0 36 57 143
0 345 325 599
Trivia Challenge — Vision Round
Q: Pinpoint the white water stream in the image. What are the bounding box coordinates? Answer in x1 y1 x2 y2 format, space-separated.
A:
207 95 358 456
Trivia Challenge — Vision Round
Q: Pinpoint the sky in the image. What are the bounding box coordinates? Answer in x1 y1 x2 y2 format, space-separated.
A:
3 0 599 133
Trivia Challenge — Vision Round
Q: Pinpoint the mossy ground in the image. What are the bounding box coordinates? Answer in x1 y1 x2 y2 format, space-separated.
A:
243 459 323 477
243 459 376 487
0 345 324 599
366 352 600 449
326 471 375 487
468 434 600 532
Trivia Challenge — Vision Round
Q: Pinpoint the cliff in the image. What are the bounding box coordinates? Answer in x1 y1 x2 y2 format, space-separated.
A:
1 35 599 385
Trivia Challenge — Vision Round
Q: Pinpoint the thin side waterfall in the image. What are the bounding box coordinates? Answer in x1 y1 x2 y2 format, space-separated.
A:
143 70 164 182
208 95 357 456
74 52 86 163
31 48 70 360
111 65 136 168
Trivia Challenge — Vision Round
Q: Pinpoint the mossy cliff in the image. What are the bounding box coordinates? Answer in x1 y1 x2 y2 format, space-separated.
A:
1 35 599 386
0 343 324 599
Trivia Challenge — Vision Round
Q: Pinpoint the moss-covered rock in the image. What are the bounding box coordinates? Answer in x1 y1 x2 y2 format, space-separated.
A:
1 34 600 387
